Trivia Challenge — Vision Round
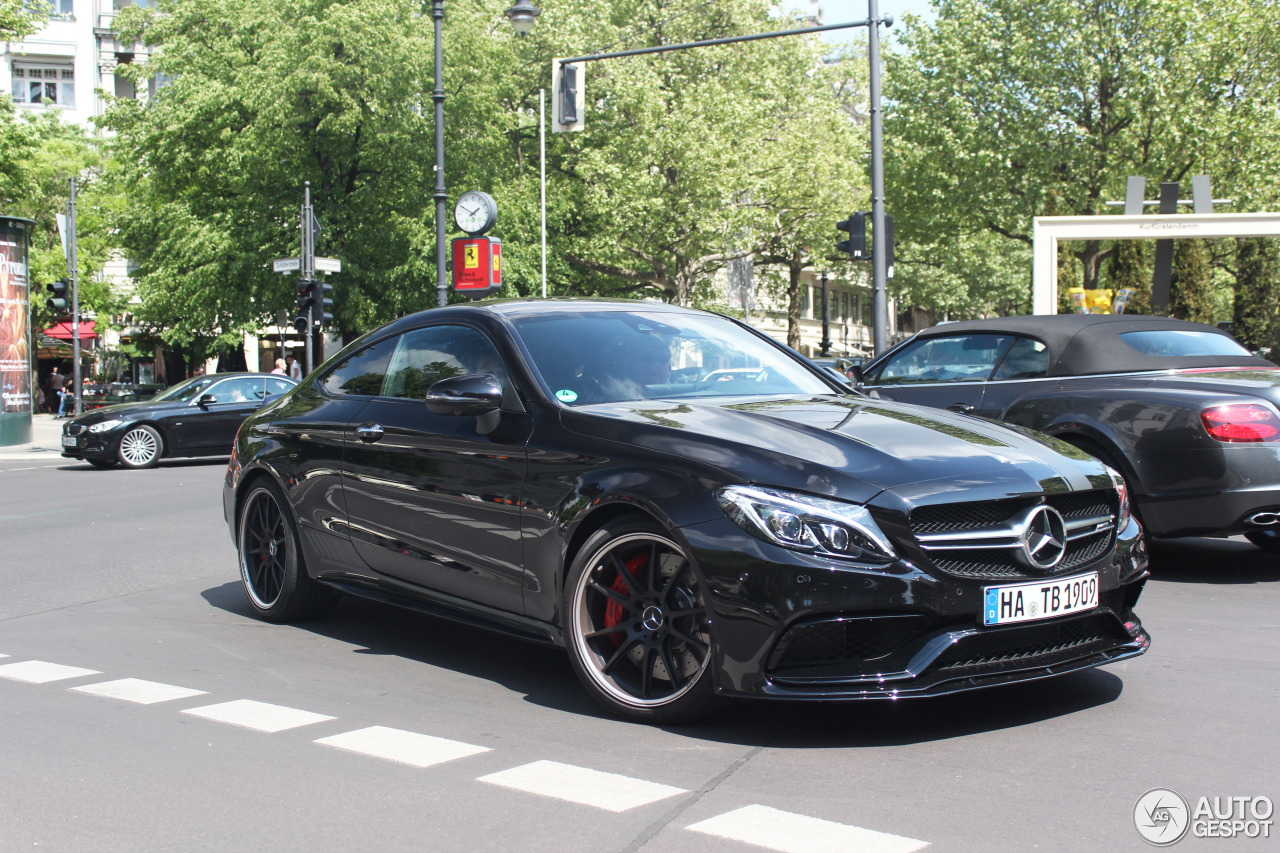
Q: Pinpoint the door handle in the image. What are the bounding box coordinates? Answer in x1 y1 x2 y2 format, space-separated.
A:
355 423 385 443
946 404 975 414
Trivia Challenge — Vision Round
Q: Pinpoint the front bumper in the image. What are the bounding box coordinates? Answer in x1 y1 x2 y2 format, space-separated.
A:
680 514 1149 700
59 425 122 461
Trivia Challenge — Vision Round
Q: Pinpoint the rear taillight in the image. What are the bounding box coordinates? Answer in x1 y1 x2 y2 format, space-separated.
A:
1200 404 1280 442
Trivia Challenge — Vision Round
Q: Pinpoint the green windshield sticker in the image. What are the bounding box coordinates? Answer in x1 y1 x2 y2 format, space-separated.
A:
555 389 579 403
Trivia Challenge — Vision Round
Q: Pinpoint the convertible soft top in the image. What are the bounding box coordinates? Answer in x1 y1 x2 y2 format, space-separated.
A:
911 314 1275 377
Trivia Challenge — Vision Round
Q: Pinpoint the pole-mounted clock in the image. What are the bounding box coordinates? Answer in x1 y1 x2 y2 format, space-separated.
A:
454 191 497 236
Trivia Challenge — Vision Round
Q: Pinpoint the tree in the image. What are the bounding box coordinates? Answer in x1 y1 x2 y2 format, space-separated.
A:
103 0 438 347
0 0 48 41
885 0 1280 314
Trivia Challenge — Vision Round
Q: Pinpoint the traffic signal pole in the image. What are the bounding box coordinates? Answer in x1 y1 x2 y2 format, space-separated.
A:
868 0 889 355
302 182 314 376
69 177 81 416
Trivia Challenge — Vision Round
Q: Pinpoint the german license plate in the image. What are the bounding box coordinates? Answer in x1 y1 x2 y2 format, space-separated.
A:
982 573 1098 626
61 435 78 447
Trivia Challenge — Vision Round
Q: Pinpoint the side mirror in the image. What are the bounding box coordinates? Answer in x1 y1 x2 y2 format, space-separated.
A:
424 373 503 417
848 364 864 386
197 393 217 408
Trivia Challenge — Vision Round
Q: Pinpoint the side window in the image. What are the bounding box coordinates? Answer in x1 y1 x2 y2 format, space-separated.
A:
382 325 507 401
207 377 263 403
875 335 1013 384
265 378 294 397
992 337 1049 380
320 337 397 397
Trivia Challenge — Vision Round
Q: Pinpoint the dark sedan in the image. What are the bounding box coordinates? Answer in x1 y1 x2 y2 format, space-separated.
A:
62 372 297 468
855 314 1280 550
224 300 1149 723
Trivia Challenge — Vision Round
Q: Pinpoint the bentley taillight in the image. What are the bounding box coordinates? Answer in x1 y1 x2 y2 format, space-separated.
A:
1200 404 1280 442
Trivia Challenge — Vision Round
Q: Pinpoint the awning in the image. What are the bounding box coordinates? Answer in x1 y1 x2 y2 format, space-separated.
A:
43 320 96 340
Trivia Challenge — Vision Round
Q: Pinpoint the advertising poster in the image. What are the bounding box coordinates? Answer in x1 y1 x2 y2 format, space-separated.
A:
0 217 33 444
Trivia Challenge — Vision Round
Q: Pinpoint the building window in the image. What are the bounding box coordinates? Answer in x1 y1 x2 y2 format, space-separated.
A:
50 0 74 19
12 64 75 108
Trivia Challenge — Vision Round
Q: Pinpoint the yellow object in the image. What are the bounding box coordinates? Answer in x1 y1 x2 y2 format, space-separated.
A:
1066 287 1114 314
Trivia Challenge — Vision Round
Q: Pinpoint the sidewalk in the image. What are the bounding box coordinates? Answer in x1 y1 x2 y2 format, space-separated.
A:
0 413 70 462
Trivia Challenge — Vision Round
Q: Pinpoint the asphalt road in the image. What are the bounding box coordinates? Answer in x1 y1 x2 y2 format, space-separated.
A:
1 450 1277 852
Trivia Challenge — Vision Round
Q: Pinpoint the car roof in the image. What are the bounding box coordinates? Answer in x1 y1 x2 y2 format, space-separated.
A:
909 314 1273 376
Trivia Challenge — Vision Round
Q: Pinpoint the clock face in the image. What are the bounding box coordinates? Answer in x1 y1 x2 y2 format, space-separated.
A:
454 191 496 235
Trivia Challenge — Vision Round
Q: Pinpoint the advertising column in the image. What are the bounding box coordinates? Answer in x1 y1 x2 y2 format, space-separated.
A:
0 216 35 445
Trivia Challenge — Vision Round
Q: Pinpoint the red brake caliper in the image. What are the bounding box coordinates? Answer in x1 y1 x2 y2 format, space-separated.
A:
603 553 646 645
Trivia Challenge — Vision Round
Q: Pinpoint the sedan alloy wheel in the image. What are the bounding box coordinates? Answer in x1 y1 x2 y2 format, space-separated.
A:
237 482 337 621
117 425 162 468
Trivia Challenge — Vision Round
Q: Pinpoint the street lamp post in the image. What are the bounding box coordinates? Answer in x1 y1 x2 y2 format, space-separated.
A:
433 1 541 308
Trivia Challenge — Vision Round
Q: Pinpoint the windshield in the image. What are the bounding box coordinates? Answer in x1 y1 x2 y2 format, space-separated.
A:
151 375 219 403
1119 330 1251 358
511 309 833 405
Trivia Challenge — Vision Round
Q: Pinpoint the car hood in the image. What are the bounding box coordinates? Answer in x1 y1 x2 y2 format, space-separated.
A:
563 395 1108 507
66 400 175 426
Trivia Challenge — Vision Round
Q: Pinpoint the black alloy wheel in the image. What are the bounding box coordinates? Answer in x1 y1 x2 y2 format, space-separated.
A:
237 481 337 622
565 519 719 723
117 424 162 468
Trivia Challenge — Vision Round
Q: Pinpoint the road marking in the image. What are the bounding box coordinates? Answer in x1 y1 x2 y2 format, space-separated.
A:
686 804 929 853
72 678 208 705
478 760 687 812
182 699 335 733
315 726 490 768
0 660 101 683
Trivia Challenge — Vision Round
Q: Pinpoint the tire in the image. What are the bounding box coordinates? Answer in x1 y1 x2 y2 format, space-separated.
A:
117 424 163 469
87 458 117 469
1244 530 1280 553
237 480 338 622
564 519 720 724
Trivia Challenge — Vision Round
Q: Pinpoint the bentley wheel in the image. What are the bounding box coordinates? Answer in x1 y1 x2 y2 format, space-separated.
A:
117 425 162 468
565 520 719 723
1244 529 1280 553
237 481 337 622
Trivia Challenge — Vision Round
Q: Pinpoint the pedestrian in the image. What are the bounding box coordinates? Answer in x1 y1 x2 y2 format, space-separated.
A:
48 367 65 415
271 358 286 375
286 354 301 380
57 383 73 418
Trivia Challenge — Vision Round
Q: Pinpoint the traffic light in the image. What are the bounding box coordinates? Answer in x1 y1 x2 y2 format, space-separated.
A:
311 281 333 328
294 278 313 334
46 278 70 312
836 213 867 259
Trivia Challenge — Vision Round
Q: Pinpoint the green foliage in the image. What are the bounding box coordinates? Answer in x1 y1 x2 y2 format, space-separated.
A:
104 0 871 343
0 0 48 41
1169 239 1215 324
885 0 1280 315
1232 238 1279 356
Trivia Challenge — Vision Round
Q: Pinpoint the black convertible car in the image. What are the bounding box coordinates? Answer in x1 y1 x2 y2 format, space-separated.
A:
224 300 1149 723
62 372 297 468
855 314 1280 550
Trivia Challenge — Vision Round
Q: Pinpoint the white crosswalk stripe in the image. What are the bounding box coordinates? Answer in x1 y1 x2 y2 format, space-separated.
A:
686 804 929 853
72 678 208 704
182 699 335 733
478 760 687 812
315 726 490 768
0 660 101 683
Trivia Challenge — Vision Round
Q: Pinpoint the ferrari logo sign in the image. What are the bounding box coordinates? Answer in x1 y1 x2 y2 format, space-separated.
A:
452 236 502 297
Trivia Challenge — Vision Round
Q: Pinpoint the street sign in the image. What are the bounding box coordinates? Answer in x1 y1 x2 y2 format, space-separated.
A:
314 256 342 274
451 236 501 297
273 257 301 273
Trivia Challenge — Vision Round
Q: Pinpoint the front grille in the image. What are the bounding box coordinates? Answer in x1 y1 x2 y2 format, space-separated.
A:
910 491 1117 580
933 613 1130 672
65 423 84 436
770 614 930 672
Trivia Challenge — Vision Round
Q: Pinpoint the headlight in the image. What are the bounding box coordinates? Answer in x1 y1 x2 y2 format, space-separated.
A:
88 419 127 433
715 485 897 563
1106 467 1132 531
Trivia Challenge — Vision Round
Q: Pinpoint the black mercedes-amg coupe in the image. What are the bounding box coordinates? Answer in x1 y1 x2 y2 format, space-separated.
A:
224 300 1150 723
